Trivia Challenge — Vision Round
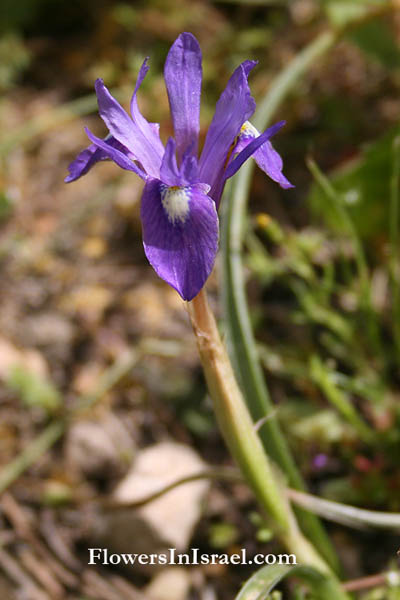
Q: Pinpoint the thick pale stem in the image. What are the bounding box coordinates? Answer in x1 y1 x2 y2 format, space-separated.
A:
188 289 331 573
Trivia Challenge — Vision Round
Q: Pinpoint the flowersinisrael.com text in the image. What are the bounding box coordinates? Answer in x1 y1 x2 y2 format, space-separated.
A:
88 548 297 567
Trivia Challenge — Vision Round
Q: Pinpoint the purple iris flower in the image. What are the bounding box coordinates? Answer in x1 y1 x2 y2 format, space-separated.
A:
65 33 292 301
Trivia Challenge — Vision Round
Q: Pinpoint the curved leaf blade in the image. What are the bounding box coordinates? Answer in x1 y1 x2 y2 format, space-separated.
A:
236 564 348 600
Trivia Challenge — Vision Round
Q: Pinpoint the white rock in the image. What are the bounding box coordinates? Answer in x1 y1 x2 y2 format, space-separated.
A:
96 442 209 568
145 568 191 600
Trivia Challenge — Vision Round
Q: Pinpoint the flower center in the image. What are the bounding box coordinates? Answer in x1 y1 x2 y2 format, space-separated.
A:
161 185 190 224
224 121 260 170
240 120 258 138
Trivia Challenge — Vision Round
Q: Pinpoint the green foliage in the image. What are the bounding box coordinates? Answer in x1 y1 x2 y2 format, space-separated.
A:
235 564 349 600
309 355 375 442
6 366 62 415
0 0 95 36
249 511 274 543
322 0 387 27
289 408 353 445
308 127 400 241
209 522 239 548
247 178 400 508
0 33 30 91
42 480 73 506
244 120 400 512
111 3 138 29
350 19 400 68
0 191 14 221
0 0 47 33
322 0 400 73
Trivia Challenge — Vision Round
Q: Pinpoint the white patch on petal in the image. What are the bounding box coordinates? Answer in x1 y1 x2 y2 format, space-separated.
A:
161 185 191 224
240 120 259 139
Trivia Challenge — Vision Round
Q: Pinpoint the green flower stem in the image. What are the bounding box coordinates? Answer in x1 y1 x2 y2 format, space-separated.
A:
188 289 338 578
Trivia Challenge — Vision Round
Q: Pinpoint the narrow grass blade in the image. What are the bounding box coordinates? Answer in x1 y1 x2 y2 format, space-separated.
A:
307 157 383 360
309 355 375 444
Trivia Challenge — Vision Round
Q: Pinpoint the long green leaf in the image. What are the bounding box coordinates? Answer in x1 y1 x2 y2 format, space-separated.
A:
221 31 339 572
235 564 349 600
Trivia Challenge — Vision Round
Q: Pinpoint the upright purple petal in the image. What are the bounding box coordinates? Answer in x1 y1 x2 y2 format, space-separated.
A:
199 60 257 194
160 138 199 187
95 79 162 178
164 32 202 163
180 147 198 184
160 138 181 186
65 136 132 183
141 179 219 301
130 58 165 160
233 121 293 189
85 127 147 179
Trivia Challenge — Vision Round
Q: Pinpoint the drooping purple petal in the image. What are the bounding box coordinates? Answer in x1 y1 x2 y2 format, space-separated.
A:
85 127 147 179
65 144 105 183
164 32 202 163
253 141 294 189
225 121 286 179
130 58 165 160
95 79 162 178
141 179 219 301
232 121 293 189
65 136 132 183
199 60 257 194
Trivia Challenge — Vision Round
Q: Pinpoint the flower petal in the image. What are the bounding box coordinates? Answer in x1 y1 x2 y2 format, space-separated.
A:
95 78 162 178
164 32 202 163
199 60 257 194
206 165 226 209
225 121 286 179
141 179 219 301
232 120 293 188
160 138 181 186
181 146 198 183
130 58 165 159
160 138 200 187
85 127 147 179
253 142 294 189
64 135 132 183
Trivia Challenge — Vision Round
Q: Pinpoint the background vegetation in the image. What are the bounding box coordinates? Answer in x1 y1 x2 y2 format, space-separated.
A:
0 0 399 598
